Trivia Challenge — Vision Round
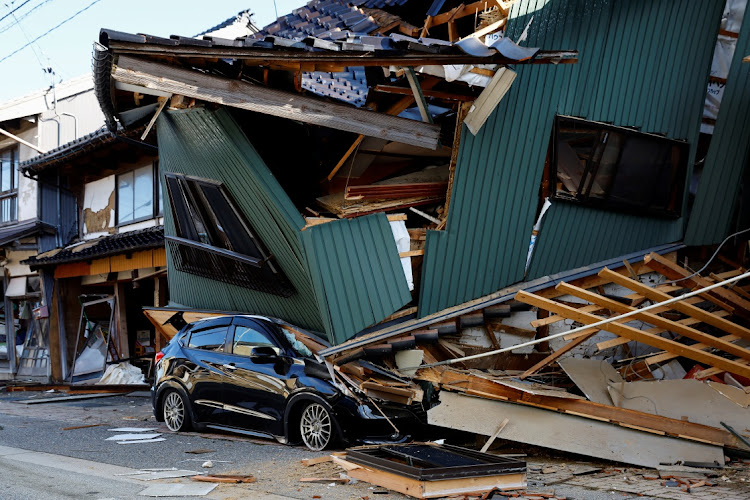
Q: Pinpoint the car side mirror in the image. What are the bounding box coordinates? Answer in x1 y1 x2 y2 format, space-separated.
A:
250 346 280 360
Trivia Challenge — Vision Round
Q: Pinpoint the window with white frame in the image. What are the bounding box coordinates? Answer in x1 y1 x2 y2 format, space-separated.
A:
116 162 162 225
0 146 18 224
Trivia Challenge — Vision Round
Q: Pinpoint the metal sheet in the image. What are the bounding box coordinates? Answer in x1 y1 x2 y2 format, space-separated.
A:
685 9 750 244
418 0 723 317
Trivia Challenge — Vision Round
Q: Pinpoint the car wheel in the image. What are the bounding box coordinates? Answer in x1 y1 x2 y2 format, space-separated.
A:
299 402 336 451
162 389 191 432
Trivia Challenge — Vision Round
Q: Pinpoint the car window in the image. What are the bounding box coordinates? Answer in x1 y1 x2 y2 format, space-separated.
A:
232 325 276 357
187 326 227 351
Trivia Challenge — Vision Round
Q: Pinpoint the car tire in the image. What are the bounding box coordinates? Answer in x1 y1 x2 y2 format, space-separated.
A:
299 402 337 451
162 389 192 432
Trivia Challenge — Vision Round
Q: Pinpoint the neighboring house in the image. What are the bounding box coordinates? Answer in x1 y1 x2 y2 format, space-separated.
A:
19 126 165 383
0 76 104 381
88 0 749 349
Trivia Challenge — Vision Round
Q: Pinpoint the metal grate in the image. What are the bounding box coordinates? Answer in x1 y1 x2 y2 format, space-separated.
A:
167 237 295 298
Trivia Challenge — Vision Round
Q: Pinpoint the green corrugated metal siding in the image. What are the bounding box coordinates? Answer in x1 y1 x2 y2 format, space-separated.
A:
301 214 411 344
157 107 325 332
684 14 750 245
418 0 723 316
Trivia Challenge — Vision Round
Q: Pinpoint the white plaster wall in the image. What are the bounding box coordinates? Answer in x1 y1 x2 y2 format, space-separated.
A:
4 248 36 277
37 89 105 150
119 216 163 233
82 175 115 239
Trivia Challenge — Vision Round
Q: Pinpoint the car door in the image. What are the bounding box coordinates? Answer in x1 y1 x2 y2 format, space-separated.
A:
221 317 293 436
180 317 233 424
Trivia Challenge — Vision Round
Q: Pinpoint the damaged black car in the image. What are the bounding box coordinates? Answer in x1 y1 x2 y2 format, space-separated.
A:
152 314 421 450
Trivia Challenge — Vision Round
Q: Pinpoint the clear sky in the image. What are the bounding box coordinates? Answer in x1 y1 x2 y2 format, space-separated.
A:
0 0 308 102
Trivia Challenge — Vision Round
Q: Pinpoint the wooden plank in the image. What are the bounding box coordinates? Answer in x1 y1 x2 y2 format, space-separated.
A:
514 290 750 379
373 84 475 101
113 56 441 149
598 309 732 352
326 136 364 181
480 417 509 453
399 250 425 258
463 68 517 135
403 67 433 124
557 282 750 360
644 253 750 317
441 100 473 225
462 17 507 40
141 95 170 140
599 268 750 340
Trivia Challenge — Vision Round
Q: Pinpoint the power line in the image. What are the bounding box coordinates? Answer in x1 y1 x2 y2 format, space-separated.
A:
0 0 57 35
0 0 32 24
0 0 104 65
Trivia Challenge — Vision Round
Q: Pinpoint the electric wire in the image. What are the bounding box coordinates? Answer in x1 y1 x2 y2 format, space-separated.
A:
0 0 104 65
660 226 750 286
0 0 32 24
0 0 55 35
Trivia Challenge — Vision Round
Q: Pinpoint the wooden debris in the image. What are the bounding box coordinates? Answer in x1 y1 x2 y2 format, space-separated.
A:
301 456 334 467
192 474 256 483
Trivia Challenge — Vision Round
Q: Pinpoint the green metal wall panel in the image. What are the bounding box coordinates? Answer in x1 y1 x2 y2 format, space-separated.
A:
157 108 325 332
419 0 723 316
685 12 750 245
301 214 411 344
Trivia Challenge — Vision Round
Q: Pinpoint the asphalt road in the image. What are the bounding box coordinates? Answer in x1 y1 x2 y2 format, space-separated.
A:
0 389 710 500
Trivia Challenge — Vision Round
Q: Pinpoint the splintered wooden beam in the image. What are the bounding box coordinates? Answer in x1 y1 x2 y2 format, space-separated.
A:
514 290 750 379
557 282 750 361
644 253 750 318
599 268 750 340
113 55 441 149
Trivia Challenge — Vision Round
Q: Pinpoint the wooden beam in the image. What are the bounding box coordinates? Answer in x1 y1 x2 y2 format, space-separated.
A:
403 67 433 124
599 268 750 340
514 290 750 379
557 282 750 361
373 84 476 101
479 417 509 453
596 309 732 352
644 253 750 318
441 100 473 225
0 127 46 154
141 95 170 140
463 68 517 135
399 249 425 258
113 56 441 149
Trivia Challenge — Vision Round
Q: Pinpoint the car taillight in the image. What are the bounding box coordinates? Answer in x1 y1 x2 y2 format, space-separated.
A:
155 351 165 364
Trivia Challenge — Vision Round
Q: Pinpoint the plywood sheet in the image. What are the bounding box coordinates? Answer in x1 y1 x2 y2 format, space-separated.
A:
559 358 624 405
607 379 750 433
428 391 724 468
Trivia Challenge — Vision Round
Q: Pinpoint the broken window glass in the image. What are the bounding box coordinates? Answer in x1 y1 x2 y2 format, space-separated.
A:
552 116 688 217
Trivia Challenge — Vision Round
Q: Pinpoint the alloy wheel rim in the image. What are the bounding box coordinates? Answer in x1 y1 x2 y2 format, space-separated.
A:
164 392 184 431
300 403 332 451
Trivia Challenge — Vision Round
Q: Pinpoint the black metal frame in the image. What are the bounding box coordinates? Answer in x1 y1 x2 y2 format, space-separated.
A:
551 115 689 219
345 443 526 481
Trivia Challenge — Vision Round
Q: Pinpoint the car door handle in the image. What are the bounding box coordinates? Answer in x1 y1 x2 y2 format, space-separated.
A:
222 363 237 371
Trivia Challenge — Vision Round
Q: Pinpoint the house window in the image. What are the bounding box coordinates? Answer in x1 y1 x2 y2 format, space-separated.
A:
551 116 688 218
164 173 294 297
116 162 162 225
0 146 18 224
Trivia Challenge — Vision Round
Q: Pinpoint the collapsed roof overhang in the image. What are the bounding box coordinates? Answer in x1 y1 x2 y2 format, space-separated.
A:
93 26 577 147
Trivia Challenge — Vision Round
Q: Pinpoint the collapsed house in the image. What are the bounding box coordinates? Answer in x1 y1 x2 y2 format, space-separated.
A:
15 0 747 469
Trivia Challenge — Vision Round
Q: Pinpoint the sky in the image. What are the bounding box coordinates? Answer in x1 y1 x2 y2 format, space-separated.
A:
0 0 308 102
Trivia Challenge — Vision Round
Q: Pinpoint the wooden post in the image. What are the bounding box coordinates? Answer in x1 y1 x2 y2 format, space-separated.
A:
115 282 130 359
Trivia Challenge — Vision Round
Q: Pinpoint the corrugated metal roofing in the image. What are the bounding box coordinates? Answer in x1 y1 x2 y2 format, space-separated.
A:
301 214 411 344
684 11 750 245
418 0 723 317
156 107 325 333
